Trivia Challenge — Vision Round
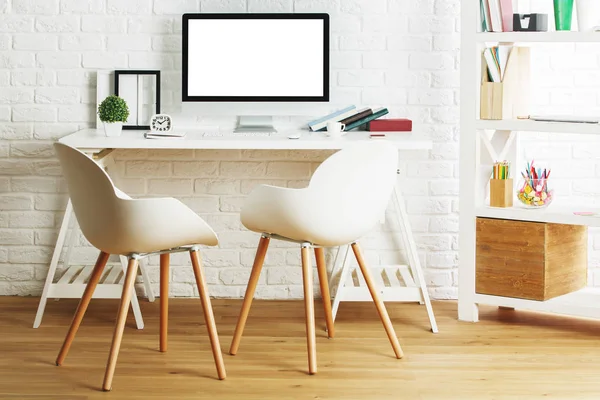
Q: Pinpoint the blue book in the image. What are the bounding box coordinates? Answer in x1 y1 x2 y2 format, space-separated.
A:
308 105 356 131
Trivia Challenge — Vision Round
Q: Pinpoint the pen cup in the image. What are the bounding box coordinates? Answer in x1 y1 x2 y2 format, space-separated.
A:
490 179 513 208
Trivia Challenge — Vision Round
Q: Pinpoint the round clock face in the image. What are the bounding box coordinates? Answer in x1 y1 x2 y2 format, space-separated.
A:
150 114 172 132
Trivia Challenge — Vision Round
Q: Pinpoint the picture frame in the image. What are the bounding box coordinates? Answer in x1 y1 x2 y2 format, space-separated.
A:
114 70 161 130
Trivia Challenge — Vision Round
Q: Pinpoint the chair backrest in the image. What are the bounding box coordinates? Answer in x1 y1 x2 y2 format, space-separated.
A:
308 141 398 238
54 143 120 250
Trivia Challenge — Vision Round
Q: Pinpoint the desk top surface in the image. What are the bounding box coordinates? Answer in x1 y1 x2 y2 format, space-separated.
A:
59 129 433 151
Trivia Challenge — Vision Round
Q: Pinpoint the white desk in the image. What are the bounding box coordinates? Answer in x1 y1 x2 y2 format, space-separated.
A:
35 128 438 333
59 128 433 151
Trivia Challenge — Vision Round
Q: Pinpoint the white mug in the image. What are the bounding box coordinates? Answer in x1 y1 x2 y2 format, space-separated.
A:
326 121 346 137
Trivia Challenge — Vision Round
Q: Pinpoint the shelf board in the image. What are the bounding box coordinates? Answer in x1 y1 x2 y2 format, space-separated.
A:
475 119 600 135
476 206 600 227
477 31 600 43
475 288 600 320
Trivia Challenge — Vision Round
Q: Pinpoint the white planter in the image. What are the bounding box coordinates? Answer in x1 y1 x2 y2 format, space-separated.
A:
577 0 600 31
103 121 123 137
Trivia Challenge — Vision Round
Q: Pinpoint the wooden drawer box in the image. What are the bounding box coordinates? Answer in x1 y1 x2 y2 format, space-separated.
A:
476 218 587 301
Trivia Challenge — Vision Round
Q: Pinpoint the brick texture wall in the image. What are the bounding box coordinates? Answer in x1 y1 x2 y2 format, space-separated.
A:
2 0 595 299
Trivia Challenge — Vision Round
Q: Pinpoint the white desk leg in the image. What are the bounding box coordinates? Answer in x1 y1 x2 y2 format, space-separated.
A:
393 183 439 333
34 201 73 328
331 245 352 322
139 259 155 303
120 255 145 330
53 214 80 302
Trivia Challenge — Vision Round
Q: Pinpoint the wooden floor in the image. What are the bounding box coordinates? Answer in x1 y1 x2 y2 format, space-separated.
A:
1 298 600 400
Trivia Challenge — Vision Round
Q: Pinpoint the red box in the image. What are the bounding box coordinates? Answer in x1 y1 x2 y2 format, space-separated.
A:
367 119 412 132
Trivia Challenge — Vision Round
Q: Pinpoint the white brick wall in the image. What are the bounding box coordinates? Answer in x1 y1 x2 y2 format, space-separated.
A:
1 0 597 298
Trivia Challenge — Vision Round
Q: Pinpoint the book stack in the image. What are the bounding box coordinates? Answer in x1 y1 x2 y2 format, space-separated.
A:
480 0 513 32
308 105 390 132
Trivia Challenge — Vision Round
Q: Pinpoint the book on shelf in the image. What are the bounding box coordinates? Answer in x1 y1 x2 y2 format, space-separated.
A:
367 118 412 132
345 107 389 131
499 0 513 31
480 0 492 32
307 105 356 131
480 0 513 32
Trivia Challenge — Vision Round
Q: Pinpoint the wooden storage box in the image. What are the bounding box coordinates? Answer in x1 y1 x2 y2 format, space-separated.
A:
476 218 587 301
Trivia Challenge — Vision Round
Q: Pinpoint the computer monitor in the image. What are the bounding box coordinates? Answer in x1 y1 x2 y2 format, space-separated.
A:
182 13 330 132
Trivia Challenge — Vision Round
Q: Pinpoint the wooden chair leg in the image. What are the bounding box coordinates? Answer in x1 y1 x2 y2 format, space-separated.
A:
301 244 317 375
102 257 139 391
314 247 335 339
351 242 404 359
229 235 270 355
190 249 226 380
56 251 109 366
160 253 169 353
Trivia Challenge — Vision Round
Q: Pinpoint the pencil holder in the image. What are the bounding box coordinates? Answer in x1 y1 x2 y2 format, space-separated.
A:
490 179 513 208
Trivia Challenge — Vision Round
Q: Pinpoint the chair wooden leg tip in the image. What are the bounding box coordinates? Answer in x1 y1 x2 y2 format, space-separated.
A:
309 370 317 375
55 361 61 367
102 387 112 392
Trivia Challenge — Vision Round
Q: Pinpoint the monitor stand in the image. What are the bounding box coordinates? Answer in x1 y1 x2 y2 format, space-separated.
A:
234 116 277 134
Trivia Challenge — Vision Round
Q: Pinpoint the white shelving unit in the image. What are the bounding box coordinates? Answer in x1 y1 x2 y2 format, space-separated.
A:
477 31 600 42
459 5 600 322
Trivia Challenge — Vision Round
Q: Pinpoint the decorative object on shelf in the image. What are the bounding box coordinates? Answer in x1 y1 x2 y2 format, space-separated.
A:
489 161 513 207
480 46 530 120
114 70 161 130
554 0 574 30
475 218 587 301
97 95 129 137
576 0 600 31
149 114 173 133
516 161 553 208
513 13 549 31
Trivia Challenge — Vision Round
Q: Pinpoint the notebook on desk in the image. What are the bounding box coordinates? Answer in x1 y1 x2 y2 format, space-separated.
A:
529 115 600 124
144 131 187 139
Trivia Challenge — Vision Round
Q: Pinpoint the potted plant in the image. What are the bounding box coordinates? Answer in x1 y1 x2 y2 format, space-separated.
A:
98 95 129 137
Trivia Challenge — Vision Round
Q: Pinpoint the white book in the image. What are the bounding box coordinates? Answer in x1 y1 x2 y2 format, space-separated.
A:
488 0 503 32
483 48 501 83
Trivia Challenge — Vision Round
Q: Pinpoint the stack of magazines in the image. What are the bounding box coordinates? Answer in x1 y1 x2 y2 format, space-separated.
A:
307 105 389 132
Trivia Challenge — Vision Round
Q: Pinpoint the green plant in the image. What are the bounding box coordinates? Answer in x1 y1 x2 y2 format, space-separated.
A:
98 95 130 123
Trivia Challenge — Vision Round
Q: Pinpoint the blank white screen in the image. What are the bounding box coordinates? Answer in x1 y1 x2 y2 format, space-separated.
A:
187 19 324 98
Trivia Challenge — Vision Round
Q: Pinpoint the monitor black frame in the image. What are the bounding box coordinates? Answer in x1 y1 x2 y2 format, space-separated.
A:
182 13 330 102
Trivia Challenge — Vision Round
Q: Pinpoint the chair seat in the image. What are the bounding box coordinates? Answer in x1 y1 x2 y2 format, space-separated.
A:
100 197 219 255
240 185 367 247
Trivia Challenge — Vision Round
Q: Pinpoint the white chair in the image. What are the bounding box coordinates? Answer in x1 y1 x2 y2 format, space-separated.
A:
53 143 226 391
229 141 404 374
